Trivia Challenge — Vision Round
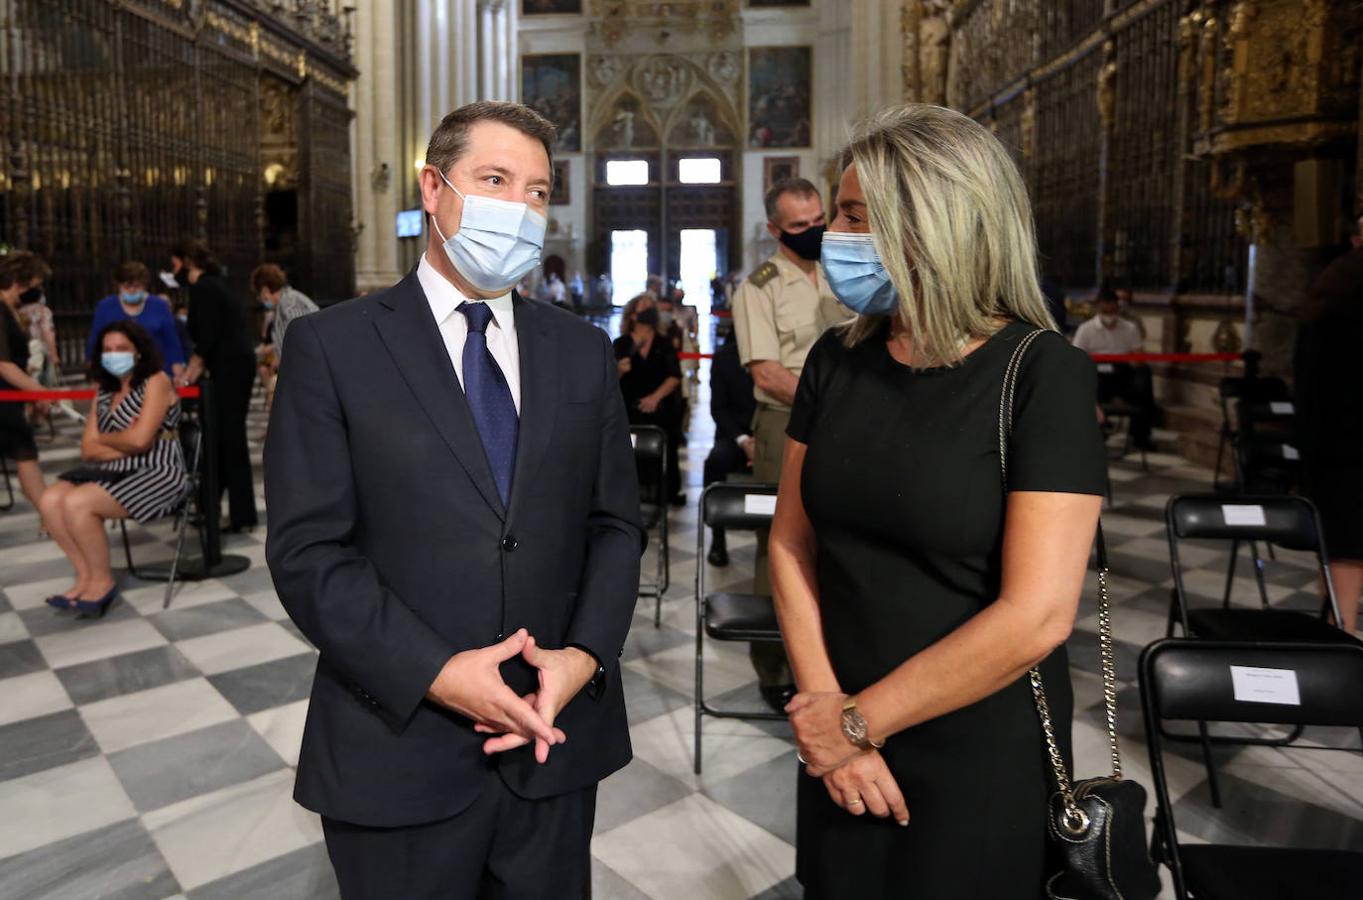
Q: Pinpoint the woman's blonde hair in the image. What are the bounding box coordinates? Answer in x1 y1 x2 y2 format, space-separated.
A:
840 104 1054 366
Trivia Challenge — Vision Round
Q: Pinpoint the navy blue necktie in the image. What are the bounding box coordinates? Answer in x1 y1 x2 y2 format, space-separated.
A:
458 302 518 506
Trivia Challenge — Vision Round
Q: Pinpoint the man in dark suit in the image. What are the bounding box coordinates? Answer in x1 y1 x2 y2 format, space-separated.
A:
265 101 642 898
703 337 756 567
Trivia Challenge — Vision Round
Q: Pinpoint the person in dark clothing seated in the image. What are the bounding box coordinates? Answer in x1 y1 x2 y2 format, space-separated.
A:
614 293 684 505
1072 288 1157 451
704 337 756 566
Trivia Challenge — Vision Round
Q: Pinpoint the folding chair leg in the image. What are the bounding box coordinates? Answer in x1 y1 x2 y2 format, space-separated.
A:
694 624 704 775
119 520 141 578
1248 540 1270 609
1166 588 1181 637
1197 721 1222 808
163 503 193 610
1221 540 1239 608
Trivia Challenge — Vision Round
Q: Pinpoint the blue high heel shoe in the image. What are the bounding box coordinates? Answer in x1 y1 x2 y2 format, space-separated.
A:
44 595 76 612
73 585 119 619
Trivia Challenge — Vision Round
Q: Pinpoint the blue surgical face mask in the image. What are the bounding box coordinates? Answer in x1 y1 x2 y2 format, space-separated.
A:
432 170 547 293
820 232 900 316
120 289 146 307
102 351 136 377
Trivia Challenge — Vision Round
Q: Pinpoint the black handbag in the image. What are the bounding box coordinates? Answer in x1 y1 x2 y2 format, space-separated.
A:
1000 331 1162 900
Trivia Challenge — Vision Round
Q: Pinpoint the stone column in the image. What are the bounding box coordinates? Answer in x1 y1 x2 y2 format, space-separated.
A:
354 0 403 293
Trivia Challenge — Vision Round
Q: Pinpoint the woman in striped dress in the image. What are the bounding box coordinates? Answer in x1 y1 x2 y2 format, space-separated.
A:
40 321 188 617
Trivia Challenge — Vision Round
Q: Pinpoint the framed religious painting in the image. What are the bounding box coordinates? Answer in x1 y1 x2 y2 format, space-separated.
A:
550 160 571 205
763 156 799 193
747 46 812 148
521 54 582 153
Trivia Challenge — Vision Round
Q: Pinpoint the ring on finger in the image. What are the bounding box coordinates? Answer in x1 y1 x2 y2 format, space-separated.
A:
847 797 863 807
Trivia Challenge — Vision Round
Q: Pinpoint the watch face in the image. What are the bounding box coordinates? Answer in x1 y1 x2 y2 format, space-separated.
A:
842 709 867 744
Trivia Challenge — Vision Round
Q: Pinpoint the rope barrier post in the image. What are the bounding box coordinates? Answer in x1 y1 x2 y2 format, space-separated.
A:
183 377 251 579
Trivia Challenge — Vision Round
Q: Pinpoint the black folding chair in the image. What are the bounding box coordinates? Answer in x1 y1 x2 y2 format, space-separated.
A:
1165 494 1349 643
1232 434 1300 495
119 415 204 610
1164 494 1360 803
630 425 669 626
0 454 14 511
1140 639 1363 899
694 482 783 774
1214 375 1289 491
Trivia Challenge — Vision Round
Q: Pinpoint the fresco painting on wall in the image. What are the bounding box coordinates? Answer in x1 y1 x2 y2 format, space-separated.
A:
522 0 582 14
551 160 570 205
747 0 811 6
747 46 811 148
523 54 582 153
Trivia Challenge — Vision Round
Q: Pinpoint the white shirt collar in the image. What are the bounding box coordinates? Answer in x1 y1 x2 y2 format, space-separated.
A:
417 253 515 331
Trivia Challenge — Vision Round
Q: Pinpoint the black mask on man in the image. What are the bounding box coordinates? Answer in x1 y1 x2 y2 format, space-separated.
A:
18 287 43 305
778 224 826 261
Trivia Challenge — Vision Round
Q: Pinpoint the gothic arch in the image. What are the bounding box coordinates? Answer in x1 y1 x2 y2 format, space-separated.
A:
663 86 739 150
590 87 662 151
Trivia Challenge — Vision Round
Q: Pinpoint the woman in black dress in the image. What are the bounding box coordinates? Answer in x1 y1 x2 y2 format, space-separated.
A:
614 293 684 503
171 239 258 531
0 251 53 514
770 105 1106 898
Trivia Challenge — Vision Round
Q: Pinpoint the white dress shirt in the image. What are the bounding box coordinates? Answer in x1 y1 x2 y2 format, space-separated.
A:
417 253 521 414
1071 315 1143 356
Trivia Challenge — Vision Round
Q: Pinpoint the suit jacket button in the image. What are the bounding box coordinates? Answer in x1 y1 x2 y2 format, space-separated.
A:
502 535 518 552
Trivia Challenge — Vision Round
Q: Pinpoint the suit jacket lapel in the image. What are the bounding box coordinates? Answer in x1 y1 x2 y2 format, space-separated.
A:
506 293 558 523
373 270 506 521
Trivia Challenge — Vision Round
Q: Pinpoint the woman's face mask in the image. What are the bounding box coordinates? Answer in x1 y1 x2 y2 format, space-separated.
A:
820 232 899 316
120 289 147 307
101 351 136 378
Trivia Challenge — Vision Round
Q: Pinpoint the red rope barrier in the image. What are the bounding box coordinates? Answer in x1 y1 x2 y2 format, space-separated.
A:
677 352 714 360
0 386 202 403
1089 352 1240 363
711 310 732 318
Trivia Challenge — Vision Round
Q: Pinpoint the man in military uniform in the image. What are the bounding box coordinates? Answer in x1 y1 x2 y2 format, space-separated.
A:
732 176 849 709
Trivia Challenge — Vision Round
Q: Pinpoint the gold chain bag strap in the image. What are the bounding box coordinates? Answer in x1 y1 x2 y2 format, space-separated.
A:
999 330 1160 900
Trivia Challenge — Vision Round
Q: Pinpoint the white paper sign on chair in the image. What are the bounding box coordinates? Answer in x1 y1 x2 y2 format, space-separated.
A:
743 494 777 516
1221 504 1267 527
1230 665 1301 706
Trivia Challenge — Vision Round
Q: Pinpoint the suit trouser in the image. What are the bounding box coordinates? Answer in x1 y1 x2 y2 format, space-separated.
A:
750 405 791 687
321 777 596 900
207 357 258 528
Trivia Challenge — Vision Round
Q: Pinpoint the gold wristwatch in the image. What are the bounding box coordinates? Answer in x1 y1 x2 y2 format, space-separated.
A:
840 697 884 751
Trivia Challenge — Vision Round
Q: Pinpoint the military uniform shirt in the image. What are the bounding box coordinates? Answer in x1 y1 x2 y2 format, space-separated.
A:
732 251 849 409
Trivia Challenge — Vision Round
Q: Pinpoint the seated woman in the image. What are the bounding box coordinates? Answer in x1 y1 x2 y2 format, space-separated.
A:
614 293 684 505
42 321 188 617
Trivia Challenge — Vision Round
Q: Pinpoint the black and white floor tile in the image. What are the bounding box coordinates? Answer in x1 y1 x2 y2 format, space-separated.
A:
1 361 1360 900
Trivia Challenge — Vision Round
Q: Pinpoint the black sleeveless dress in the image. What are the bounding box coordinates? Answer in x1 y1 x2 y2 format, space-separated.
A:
787 322 1106 899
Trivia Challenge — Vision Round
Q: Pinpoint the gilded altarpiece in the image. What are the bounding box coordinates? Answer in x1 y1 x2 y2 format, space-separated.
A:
0 0 357 362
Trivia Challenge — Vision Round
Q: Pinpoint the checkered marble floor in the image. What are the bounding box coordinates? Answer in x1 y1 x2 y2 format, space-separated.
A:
2 365 1361 900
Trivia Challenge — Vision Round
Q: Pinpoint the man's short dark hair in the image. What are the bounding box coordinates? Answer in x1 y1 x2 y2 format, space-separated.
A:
425 101 556 177
1096 286 1119 305
764 177 820 221
0 250 51 290
113 260 150 288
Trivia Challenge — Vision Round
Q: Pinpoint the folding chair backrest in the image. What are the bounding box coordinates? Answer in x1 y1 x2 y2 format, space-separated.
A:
630 425 666 464
1167 494 1320 550
1142 639 1363 730
702 482 778 532
1219 375 1290 404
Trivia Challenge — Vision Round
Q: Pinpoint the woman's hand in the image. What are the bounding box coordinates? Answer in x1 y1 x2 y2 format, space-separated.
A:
787 691 862 772
819 749 909 826
616 357 632 376
637 393 660 414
